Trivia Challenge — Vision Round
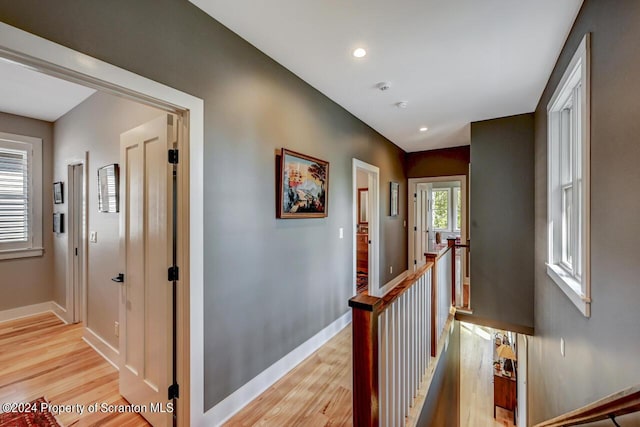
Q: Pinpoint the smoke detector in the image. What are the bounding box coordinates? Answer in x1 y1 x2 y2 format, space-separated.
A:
377 82 391 91
396 101 408 109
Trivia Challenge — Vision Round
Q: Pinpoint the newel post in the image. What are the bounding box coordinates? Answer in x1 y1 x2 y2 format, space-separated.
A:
448 238 456 308
349 294 383 427
425 252 437 357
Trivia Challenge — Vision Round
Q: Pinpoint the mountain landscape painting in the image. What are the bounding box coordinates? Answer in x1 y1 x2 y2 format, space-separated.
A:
278 149 329 218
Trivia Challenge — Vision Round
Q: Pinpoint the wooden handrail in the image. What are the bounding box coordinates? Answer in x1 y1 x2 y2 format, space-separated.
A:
534 385 640 427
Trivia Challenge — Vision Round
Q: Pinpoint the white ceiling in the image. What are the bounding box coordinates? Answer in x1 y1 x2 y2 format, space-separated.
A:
190 0 583 152
0 59 95 122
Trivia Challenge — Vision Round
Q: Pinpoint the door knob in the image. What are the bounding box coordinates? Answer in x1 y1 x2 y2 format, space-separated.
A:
111 273 124 283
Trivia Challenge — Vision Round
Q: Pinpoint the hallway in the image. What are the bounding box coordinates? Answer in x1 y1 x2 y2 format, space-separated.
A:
460 322 516 427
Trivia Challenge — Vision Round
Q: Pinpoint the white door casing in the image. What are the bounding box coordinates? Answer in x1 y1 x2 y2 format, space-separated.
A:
119 114 176 427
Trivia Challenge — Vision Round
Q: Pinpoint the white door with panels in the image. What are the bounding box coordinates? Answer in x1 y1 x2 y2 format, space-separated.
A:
414 183 431 267
119 114 177 427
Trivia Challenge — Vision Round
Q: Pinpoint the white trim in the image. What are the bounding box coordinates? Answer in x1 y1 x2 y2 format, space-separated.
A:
0 247 44 260
202 311 352 426
352 159 381 297
378 269 409 297
546 33 591 317
0 21 204 425
83 327 120 370
50 301 68 324
0 301 52 323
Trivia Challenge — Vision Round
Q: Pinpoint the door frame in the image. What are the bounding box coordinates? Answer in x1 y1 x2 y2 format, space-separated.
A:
408 175 467 271
352 159 380 297
65 155 88 324
0 22 204 426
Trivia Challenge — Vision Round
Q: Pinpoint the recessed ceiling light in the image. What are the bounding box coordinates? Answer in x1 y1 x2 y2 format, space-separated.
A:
420 127 428 132
353 48 367 58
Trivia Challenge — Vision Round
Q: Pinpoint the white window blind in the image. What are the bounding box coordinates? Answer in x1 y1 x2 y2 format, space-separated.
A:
0 146 29 243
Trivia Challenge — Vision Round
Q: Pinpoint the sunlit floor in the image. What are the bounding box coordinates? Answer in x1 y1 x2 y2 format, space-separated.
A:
460 322 516 427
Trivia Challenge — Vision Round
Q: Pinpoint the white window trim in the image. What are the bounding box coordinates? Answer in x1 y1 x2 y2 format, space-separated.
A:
453 187 461 232
546 33 591 317
0 131 43 260
432 187 451 232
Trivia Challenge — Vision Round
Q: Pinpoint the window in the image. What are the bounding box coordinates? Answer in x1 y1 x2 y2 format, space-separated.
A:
547 33 590 317
0 132 43 260
432 188 450 231
454 187 461 232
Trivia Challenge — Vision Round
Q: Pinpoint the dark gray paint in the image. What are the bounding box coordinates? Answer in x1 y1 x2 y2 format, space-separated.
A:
470 114 534 331
529 1 640 425
416 321 460 427
0 0 407 408
0 112 53 310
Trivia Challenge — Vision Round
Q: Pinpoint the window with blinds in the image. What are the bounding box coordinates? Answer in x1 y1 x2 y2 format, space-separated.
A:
0 146 29 243
0 132 42 260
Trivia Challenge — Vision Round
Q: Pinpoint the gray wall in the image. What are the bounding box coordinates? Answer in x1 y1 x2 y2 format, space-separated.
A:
470 114 534 332
529 1 640 425
416 321 460 427
0 112 53 310
0 0 407 409
53 91 164 347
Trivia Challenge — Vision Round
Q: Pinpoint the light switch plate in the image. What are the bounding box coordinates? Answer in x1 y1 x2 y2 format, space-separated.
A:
560 337 565 357
90 231 97 243
339 227 344 239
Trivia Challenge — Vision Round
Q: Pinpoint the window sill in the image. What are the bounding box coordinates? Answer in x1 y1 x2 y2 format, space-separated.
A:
546 263 590 317
0 248 44 260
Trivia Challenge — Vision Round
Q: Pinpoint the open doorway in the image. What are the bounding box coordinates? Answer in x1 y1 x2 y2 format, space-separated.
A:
0 23 199 426
352 159 379 296
408 175 470 309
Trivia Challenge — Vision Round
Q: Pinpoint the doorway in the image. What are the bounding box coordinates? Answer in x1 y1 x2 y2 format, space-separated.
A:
352 159 379 296
0 21 202 426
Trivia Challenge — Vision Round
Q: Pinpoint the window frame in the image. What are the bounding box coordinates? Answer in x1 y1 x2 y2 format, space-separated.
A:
546 33 591 317
453 187 461 233
431 187 451 232
0 131 43 260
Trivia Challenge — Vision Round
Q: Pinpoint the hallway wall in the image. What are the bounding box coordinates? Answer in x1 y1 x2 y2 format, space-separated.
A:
530 1 640 424
0 0 407 409
0 112 53 310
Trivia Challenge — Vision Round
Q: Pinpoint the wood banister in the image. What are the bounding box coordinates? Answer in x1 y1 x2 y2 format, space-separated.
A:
533 385 640 427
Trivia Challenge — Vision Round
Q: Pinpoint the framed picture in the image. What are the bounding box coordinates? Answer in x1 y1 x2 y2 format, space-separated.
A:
53 182 63 204
278 148 329 218
390 182 399 217
53 213 64 234
98 164 120 213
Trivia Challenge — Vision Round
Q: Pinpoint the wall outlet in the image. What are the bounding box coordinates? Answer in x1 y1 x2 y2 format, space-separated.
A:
114 321 119 337
560 337 565 357
90 231 97 243
389 266 393 274
339 227 343 239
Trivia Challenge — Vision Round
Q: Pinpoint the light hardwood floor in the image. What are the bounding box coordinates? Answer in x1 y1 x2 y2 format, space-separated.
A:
224 325 353 426
460 322 516 427
0 312 149 427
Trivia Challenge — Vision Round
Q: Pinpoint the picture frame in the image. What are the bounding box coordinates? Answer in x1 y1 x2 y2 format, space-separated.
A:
97 164 120 213
278 148 329 218
53 212 64 234
390 181 399 216
53 181 63 204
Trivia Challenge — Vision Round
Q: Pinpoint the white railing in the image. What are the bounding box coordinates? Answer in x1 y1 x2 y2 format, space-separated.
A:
378 266 431 427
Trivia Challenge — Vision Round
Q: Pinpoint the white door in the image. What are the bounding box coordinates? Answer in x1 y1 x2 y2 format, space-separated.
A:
119 114 176 427
415 183 431 265
517 334 528 426
69 164 84 323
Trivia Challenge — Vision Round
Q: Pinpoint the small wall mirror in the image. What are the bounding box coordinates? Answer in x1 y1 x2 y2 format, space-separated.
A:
98 164 119 213
358 188 369 224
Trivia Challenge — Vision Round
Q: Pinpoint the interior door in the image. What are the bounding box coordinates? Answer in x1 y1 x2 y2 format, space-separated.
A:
415 183 431 265
119 114 175 427
70 164 84 323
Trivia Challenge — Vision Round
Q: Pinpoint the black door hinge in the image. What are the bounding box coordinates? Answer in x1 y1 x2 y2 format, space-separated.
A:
168 383 179 400
168 149 179 164
414 259 417 265
168 266 179 281
414 226 417 231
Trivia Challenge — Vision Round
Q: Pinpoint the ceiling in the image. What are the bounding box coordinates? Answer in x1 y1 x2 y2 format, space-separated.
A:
0 58 95 122
190 0 583 152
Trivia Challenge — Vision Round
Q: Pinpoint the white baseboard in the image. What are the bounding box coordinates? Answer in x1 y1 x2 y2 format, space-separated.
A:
202 311 352 426
0 301 54 323
50 301 69 324
379 270 409 297
82 327 120 370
